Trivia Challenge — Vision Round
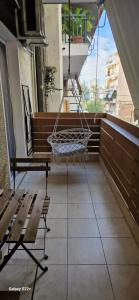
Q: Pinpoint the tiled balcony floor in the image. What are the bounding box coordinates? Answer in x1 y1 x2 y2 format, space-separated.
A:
1 162 139 300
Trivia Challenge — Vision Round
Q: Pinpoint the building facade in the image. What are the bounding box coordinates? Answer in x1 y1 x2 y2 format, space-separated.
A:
105 52 134 122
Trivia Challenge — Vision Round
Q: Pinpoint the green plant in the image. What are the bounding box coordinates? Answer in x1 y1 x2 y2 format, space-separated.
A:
85 99 105 113
43 66 56 96
81 81 91 101
62 5 94 37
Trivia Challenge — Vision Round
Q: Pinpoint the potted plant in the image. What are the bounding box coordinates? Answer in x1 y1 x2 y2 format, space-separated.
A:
43 66 57 97
62 5 94 43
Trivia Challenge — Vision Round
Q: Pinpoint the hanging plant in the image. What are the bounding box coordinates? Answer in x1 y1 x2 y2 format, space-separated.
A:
43 66 57 96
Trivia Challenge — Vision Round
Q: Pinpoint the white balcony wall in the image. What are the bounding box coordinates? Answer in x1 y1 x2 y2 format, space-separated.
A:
0 72 10 188
0 21 37 159
44 4 63 112
63 43 89 78
6 41 26 157
18 46 38 113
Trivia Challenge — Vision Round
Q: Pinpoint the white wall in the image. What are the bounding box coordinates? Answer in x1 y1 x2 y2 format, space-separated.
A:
6 41 26 157
63 43 89 78
0 72 10 188
18 46 38 113
44 4 63 112
0 21 38 158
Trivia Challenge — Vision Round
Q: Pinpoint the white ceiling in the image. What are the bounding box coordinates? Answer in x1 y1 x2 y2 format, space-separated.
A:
43 1 97 3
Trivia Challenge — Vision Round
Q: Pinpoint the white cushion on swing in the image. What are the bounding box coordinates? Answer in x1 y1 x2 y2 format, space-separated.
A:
53 142 86 156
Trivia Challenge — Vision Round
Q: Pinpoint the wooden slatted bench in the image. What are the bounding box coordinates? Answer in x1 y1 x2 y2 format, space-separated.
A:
11 157 51 196
0 189 50 272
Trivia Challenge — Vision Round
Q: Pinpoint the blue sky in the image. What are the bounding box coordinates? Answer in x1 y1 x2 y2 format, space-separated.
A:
80 11 117 88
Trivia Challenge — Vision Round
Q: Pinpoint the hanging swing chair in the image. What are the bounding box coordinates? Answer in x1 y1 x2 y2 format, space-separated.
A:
48 127 92 157
47 79 93 158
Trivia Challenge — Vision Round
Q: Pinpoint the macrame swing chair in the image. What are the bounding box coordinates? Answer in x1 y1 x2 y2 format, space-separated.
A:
47 85 93 159
47 0 94 161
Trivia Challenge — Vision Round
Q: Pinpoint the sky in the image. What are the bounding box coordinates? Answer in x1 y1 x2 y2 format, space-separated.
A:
79 11 117 88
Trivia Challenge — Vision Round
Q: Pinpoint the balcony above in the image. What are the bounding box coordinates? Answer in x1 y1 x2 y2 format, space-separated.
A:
62 13 91 44
62 42 89 79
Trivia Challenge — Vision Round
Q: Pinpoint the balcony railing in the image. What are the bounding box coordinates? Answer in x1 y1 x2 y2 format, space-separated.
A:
62 14 89 44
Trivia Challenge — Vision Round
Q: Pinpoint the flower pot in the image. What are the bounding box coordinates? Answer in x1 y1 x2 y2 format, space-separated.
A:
72 36 84 43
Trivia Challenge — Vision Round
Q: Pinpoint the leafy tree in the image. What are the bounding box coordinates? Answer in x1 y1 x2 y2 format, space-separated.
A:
81 81 91 101
85 85 105 112
85 99 105 113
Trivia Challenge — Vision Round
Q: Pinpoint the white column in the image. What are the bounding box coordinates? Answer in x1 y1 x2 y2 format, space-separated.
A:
6 41 26 157
44 4 63 112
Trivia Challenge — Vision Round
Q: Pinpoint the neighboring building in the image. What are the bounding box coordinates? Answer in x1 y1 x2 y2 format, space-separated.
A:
117 61 134 123
105 52 119 115
105 52 134 122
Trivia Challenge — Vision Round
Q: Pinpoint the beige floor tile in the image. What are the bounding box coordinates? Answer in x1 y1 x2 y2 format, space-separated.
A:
48 175 67 184
20 181 45 190
68 238 105 264
68 219 100 237
68 167 86 176
91 188 116 203
44 238 67 265
47 204 67 218
68 183 89 192
94 202 123 218
86 169 101 175
50 164 67 174
6 244 34 265
49 192 67 203
88 174 107 185
0 264 28 291
68 190 91 203
108 265 139 300
41 219 67 238
34 265 67 300
31 238 67 265
102 238 139 264
89 182 112 192
68 265 114 300
19 264 37 299
85 162 101 170
20 292 32 300
68 204 95 218
11 162 139 300
68 176 87 184
37 218 67 238
25 170 45 177
23 175 46 184
98 218 132 237
48 185 67 194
